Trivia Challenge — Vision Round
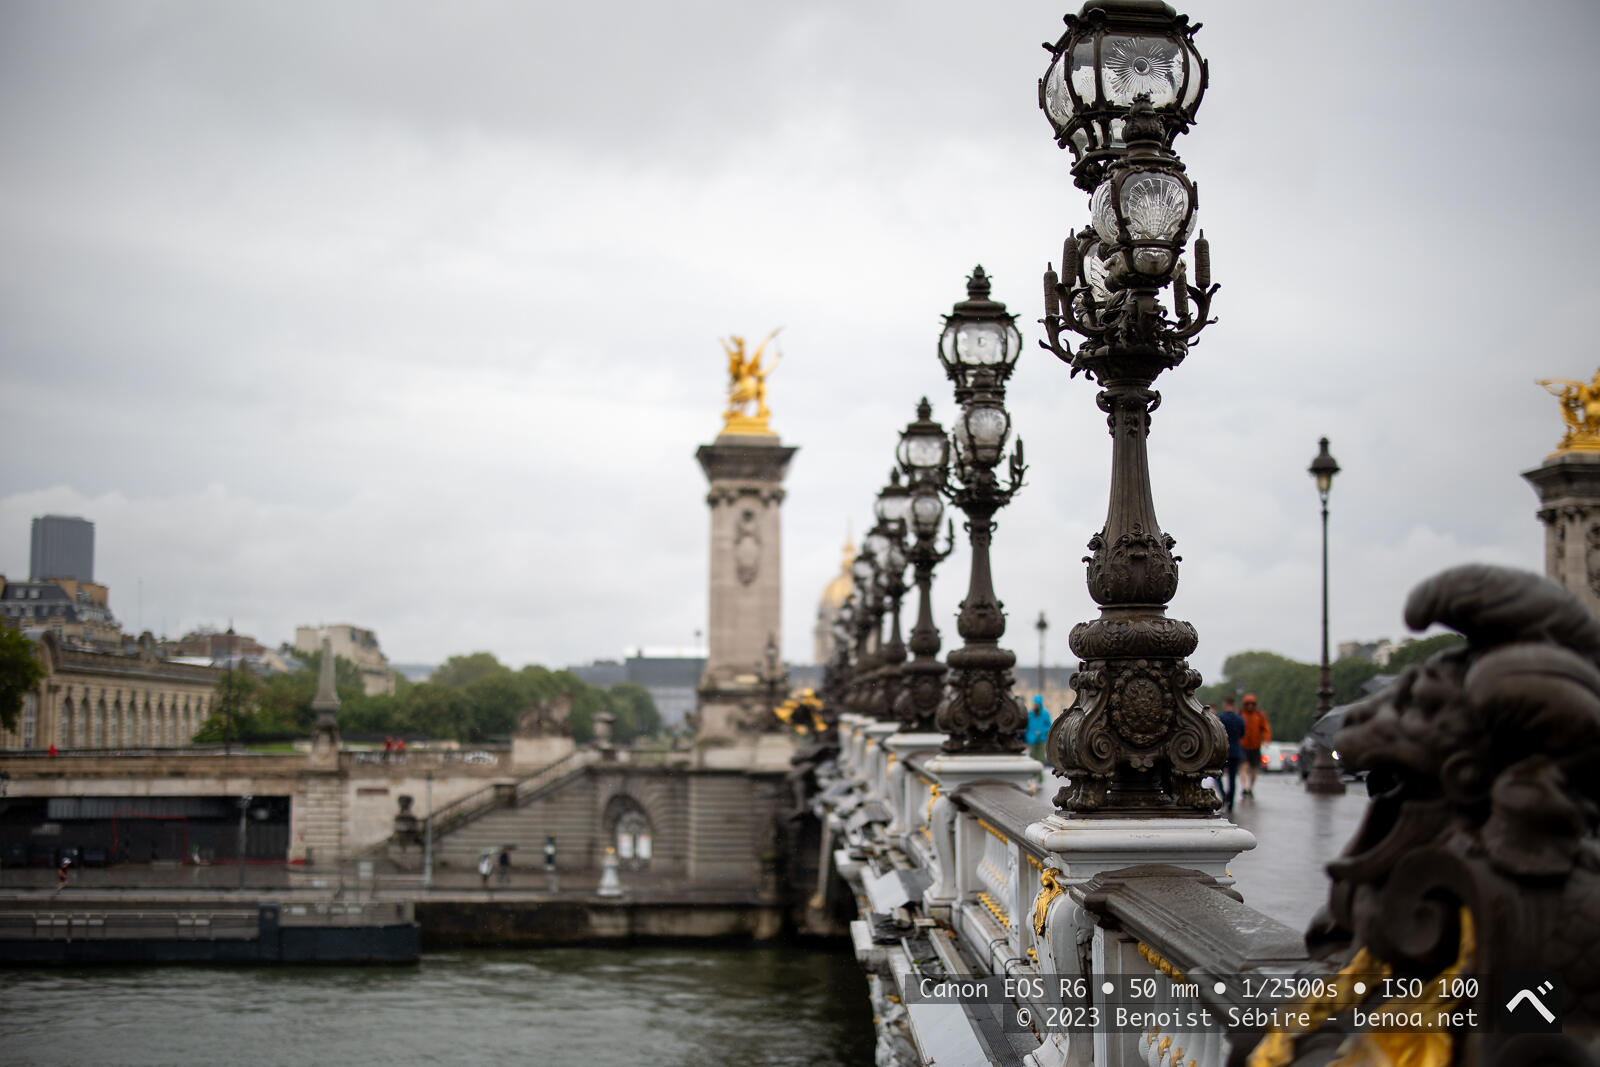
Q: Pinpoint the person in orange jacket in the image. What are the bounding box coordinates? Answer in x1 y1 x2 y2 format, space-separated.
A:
1239 693 1271 798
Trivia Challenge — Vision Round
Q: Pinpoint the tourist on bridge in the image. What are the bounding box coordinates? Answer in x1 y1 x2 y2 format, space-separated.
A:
1214 701 1244 812
1025 695 1050 763
56 856 70 890
1239 693 1271 798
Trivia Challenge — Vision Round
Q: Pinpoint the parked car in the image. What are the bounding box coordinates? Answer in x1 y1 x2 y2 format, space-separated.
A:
1259 741 1299 774
1298 704 1360 780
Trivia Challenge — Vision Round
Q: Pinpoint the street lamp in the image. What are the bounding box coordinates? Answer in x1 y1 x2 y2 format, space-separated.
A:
871 472 912 722
1305 436 1345 795
761 632 786 725
894 399 955 732
1039 1 1226 813
1040 0 1207 192
848 545 880 717
1035 611 1049 697
935 267 1029 754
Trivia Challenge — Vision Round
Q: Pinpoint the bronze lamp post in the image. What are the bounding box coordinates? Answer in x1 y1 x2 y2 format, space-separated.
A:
1304 436 1346 795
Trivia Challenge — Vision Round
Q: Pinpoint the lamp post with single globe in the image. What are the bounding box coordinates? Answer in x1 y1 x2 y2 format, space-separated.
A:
934 266 1029 754
1305 437 1345 795
761 632 786 727
1039 1 1227 812
1035 611 1048 697
894 400 955 732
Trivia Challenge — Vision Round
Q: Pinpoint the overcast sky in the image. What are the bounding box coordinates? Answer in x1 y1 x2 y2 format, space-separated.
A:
3 0 1596 684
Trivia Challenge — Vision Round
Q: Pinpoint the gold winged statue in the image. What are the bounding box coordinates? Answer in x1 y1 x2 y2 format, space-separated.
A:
1537 369 1600 454
721 329 782 435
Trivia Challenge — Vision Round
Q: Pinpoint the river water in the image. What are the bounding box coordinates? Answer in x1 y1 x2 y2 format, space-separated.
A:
2 944 876 1067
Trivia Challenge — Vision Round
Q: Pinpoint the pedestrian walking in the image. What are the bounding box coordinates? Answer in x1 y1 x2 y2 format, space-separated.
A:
1025 695 1051 764
56 856 70 890
1214 700 1244 812
1239 693 1271 798
478 851 492 888
497 846 511 884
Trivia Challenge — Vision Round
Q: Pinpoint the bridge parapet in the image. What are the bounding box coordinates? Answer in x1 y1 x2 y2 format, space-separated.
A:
819 712 1279 1067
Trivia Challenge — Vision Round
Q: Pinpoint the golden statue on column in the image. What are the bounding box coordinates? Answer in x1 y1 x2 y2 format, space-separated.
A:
1537 370 1600 455
721 329 781 436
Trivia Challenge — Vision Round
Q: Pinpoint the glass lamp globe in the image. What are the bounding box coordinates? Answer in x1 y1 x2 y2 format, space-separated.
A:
1040 0 1207 191
937 266 1024 387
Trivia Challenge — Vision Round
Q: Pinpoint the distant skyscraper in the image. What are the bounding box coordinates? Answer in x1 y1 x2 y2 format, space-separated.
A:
30 515 94 582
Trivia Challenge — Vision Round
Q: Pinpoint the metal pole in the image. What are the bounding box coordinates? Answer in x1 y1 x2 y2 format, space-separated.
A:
1306 490 1346 795
237 794 251 890
1035 612 1047 697
422 770 434 890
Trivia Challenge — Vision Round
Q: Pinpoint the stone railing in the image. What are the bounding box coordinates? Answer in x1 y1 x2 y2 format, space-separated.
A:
818 712 1303 1067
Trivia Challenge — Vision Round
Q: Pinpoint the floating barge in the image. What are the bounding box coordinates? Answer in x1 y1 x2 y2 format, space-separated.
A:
0 897 419 964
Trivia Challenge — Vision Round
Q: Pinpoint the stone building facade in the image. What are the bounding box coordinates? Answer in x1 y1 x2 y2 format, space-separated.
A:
294 623 395 696
0 631 222 750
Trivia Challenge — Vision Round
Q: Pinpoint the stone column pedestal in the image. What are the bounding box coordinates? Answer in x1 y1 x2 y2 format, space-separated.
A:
1523 451 1600 617
694 432 797 753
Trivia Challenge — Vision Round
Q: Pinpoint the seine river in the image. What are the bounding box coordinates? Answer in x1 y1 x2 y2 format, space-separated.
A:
2 945 876 1066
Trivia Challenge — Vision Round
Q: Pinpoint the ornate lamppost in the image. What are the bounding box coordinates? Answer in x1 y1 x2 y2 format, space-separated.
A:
894 399 955 733
847 548 881 717
870 472 913 723
934 267 1029 754
1038 1 1227 812
1304 436 1345 795
1035 611 1049 697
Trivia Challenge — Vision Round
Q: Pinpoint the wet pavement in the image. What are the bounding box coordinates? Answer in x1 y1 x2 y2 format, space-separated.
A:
1223 770 1368 934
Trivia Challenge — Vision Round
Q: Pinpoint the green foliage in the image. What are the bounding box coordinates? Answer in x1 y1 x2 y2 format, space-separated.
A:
1194 631 1470 743
198 648 665 746
1382 632 1466 672
429 652 506 690
0 627 47 731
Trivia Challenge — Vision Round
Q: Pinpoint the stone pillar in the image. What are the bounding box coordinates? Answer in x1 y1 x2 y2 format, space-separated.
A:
1523 452 1600 618
694 431 797 759
309 636 340 769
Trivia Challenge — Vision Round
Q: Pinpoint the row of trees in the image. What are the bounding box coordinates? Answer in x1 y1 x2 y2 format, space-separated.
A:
198 650 661 746
1193 633 1464 742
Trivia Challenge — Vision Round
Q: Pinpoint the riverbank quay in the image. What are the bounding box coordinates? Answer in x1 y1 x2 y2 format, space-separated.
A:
0 887 419 964
0 870 799 961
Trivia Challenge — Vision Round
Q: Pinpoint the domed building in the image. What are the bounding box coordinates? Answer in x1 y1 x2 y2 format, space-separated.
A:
813 536 856 664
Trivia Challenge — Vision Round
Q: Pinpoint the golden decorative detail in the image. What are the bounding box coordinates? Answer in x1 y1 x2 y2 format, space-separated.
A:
1025 852 1043 871
919 826 932 841
977 890 1010 927
886 753 898 766
1033 867 1067 937
1248 908 1475 1067
1027 947 1038 963
721 330 782 435
1538 371 1600 455
1159 1036 1172 1056
1171 1047 1184 1067
977 818 1011 845
1136 941 1189 984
